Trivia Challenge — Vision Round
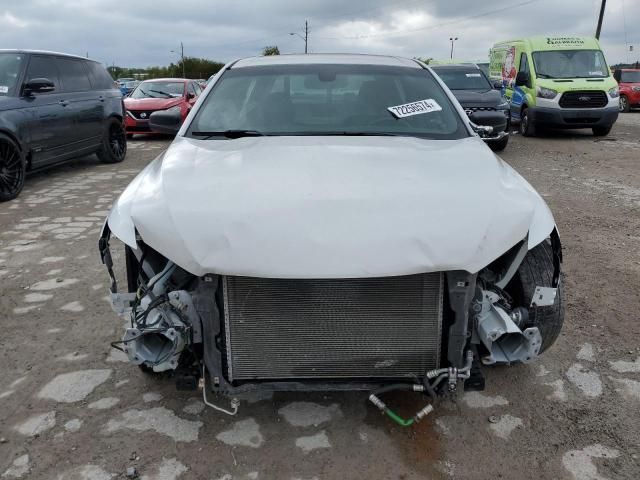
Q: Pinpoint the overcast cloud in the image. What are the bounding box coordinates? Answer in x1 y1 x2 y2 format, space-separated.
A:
0 0 637 68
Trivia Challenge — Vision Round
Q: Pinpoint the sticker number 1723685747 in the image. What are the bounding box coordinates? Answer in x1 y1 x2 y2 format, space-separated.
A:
387 99 442 119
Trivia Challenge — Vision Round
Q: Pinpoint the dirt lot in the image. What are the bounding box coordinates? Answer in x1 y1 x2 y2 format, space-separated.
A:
1 115 639 480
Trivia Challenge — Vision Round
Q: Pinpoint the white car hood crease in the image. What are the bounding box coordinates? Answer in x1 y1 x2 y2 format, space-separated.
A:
108 135 555 278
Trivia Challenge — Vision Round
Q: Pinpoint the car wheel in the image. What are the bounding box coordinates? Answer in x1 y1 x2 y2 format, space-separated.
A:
519 107 535 137
488 135 509 152
97 118 127 164
619 95 630 113
592 126 612 137
506 241 564 353
0 134 26 202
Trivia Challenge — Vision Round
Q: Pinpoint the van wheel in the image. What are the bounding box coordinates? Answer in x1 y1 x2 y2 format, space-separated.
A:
519 108 535 137
488 135 509 151
619 95 630 113
592 126 612 137
97 118 127 164
0 135 26 202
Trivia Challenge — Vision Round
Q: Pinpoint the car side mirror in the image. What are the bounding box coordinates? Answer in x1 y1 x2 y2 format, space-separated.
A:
515 72 530 87
24 78 55 95
187 92 195 100
493 79 503 90
149 109 182 135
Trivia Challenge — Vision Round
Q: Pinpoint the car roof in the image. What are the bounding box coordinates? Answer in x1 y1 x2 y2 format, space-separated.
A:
430 64 480 70
0 49 101 63
232 53 421 69
141 78 189 82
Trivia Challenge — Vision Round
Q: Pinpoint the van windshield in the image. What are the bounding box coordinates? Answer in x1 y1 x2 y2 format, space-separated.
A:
432 68 492 91
0 53 25 96
187 64 468 140
532 50 609 79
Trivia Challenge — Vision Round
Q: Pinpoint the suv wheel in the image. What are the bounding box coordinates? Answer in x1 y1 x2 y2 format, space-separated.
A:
519 107 535 137
97 118 127 164
0 135 26 202
619 95 630 113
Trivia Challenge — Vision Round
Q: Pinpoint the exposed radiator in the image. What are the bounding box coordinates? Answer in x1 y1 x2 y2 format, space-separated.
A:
222 273 444 381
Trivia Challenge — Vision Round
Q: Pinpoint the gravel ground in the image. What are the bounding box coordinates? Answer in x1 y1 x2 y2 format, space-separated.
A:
1 115 639 480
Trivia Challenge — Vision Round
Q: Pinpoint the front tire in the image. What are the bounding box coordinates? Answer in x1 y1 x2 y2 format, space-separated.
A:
507 241 564 353
97 118 127 164
0 134 26 202
592 126 612 137
519 107 536 137
619 95 630 113
488 135 509 152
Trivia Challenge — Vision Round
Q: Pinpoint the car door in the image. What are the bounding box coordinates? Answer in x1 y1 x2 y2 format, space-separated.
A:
56 57 104 153
21 54 74 167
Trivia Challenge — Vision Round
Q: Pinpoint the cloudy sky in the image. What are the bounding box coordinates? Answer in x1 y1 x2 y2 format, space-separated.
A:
1 0 638 68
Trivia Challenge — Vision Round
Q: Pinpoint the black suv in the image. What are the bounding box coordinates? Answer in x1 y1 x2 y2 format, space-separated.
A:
431 64 510 151
0 50 127 201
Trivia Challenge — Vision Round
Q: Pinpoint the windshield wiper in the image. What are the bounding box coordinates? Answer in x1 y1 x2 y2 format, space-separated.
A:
536 73 555 79
148 89 173 98
191 129 265 139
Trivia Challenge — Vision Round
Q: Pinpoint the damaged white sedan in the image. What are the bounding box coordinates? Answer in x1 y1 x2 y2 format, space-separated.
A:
100 54 564 425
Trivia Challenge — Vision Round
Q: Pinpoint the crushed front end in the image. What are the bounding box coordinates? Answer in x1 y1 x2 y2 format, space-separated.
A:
99 222 563 425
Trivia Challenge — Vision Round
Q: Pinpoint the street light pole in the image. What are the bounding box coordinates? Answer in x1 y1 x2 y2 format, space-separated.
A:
449 37 458 60
290 20 309 54
180 42 185 78
171 42 186 78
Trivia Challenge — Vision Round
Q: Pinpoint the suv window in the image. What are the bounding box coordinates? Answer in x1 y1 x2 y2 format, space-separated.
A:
86 61 115 89
25 55 60 94
56 58 92 92
187 82 196 97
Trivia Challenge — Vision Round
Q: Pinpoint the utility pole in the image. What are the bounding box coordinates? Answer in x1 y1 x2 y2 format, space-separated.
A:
172 43 186 78
290 21 309 54
449 37 458 59
595 0 606 39
181 42 185 78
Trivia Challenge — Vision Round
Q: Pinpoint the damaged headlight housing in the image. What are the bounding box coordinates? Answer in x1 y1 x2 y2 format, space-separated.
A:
536 86 558 99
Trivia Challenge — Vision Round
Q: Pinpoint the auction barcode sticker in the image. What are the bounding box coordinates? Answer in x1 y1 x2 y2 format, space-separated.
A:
387 99 442 118
0 86 8 94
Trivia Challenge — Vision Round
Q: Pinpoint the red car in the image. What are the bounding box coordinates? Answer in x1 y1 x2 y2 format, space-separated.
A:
614 69 640 113
124 78 202 137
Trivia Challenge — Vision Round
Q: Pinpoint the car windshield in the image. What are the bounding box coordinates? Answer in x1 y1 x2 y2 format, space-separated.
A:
187 64 468 139
432 68 492 90
130 81 184 99
532 50 609 79
620 71 640 83
0 53 25 96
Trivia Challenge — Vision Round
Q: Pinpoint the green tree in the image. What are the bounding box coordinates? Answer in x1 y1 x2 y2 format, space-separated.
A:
262 46 280 56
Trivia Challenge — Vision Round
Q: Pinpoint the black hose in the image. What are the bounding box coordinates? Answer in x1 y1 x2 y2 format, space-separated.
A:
372 384 418 396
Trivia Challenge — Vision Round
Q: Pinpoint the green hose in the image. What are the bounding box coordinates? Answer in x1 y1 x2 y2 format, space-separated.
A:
385 409 415 427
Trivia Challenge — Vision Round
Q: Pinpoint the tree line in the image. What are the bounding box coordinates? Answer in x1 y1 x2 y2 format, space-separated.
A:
107 56 225 80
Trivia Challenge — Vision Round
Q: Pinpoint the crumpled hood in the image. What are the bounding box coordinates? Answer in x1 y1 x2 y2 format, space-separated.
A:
451 89 503 108
108 135 555 278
